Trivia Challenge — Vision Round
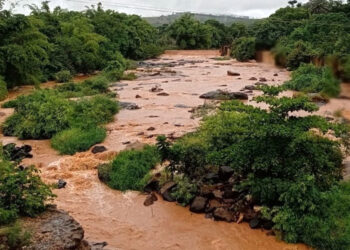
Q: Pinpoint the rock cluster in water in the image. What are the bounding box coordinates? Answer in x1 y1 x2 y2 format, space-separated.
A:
146 166 273 231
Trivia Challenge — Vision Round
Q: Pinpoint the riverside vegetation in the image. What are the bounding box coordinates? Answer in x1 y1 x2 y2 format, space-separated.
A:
1 0 350 249
100 86 350 250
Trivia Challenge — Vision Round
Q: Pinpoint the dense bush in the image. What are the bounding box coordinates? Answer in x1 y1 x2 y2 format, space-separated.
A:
0 223 31 249
164 86 349 248
168 14 213 49
2 83 118 154
55 70 72 83
2 91 71 139
105 146 161 191
0 150 54 225
51 127 106 155
231 37 256 62
284 63 340 97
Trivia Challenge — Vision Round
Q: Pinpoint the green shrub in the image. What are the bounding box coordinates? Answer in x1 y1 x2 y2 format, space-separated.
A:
107 146 161 191
270 179 350 249
0 152 54 225
51 127 106 155
0 76 8 101
0 223 31 249
171 176 197 206
2 91 71 139
68 95 119 129
284 63 340 97
55 70 72 83
165 86 350 248
103 52 126 81
231 37 256 62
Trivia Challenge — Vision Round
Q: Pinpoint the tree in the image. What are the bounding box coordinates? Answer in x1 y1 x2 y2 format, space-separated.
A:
168 14 212 49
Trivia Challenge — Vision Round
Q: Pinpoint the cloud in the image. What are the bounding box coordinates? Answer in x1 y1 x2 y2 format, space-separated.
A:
4 0 309 18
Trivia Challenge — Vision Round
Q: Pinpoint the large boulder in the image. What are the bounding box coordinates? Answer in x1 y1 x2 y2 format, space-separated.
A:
200 90 248 100
21 206 104 250
190 196 208 213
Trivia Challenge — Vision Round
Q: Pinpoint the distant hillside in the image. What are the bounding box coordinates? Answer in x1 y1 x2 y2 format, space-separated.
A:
144 13 257 26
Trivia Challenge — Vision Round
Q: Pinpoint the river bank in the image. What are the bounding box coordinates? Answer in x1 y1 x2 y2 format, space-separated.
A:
2 50 348 249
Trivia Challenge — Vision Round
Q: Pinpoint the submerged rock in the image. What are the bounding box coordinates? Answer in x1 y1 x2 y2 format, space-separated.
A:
119 102 141 110
227 71 240 76
144 193 158 206
92 145 107 154
57 179 67 189
200 90 248 100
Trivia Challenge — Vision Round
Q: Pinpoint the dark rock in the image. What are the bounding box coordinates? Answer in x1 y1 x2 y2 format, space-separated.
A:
92 145 107 154
259 77 267 82
57 179 67 189
213 208 233 222
243 85 256 91
144 193 158 206
243 208 258 221
3 143 33 161
249 218 261 229
206 199 224 213
144 179 160 193
147 127 156 131
122 141 131 145
262 220 274 230
135 94 142 98
223 189 239 199
160 182 177 202
200 90 248 100
218 166 234 181
150 86 163 92
157 92 170 96
213 190 224 200
119 102 141 110
227 71 240 76
190 196 208 213
273 73 278 76
204 173 220 183
249 77 257 81
200 185 217 198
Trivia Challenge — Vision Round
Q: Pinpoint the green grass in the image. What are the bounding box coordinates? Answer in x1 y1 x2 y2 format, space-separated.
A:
105 146 161 191
51 127 106 155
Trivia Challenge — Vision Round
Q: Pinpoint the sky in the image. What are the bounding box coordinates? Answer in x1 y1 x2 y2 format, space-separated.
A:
3 0 310 18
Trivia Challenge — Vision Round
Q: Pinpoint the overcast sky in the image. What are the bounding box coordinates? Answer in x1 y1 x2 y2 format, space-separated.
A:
3 0 310 18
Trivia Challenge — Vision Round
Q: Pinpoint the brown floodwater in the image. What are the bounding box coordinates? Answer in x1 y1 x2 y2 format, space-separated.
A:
4 50 350 250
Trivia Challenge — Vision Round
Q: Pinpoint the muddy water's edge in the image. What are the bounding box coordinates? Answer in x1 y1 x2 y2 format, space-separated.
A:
4 50 349 249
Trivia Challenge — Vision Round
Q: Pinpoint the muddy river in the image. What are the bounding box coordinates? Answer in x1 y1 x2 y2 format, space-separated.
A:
2 50 350 249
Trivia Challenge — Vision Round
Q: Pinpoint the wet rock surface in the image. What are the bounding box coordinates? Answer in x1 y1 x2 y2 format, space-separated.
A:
200 90 248 100
3 143 33 161
119 102 141 110
22 206 106 250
